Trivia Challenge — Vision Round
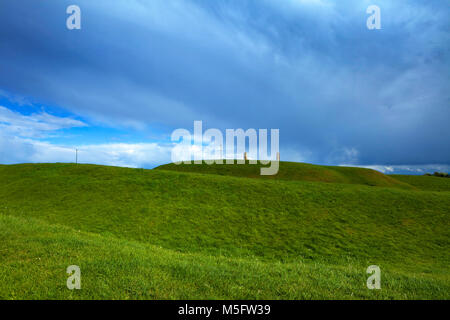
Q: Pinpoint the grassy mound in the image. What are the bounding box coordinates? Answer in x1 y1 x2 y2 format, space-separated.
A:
155 161 413 189
390 174 450 192
0 163 449 299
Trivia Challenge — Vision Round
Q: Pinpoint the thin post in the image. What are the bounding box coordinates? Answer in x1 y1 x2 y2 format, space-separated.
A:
276 152 280 161
76 149 78 164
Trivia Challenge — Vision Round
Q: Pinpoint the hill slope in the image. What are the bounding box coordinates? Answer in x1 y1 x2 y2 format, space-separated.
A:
390 174 450 192
0 163 449 299
155 161 413 189
1 214 448 299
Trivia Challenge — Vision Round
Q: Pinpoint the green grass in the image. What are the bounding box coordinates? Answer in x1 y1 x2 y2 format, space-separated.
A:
1 214 448 300
0 163 449 299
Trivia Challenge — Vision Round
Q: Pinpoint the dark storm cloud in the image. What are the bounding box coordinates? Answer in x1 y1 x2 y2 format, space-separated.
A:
0 0 448 165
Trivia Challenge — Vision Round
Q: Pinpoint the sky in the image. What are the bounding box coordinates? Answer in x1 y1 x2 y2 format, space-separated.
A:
0 0 449 174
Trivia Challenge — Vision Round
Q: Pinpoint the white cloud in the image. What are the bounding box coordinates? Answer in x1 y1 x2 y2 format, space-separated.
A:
0 106 86 138
339 164 450 175
0 133 173 168
345 165 395 174
75 142 172 167
0 107 173 168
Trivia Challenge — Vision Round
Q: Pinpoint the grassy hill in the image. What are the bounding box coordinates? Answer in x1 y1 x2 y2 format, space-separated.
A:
0 163 449 299
390 174 450 192
155 161 413 189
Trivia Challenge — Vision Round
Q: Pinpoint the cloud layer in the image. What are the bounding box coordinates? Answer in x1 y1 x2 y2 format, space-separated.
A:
0 0 449 168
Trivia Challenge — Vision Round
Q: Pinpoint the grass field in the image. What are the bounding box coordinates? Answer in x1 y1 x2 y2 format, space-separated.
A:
0 162 449 299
